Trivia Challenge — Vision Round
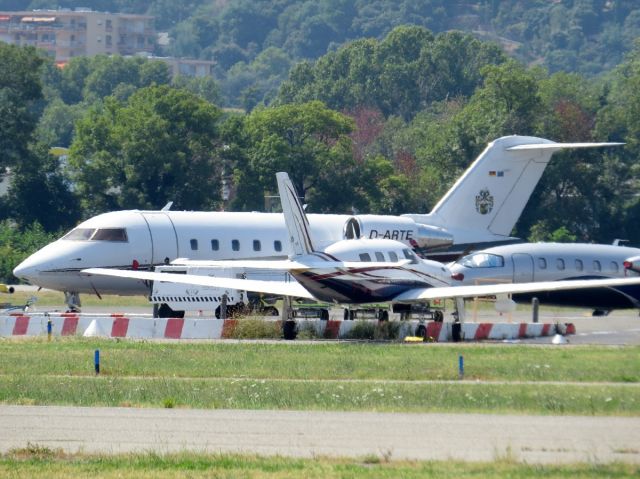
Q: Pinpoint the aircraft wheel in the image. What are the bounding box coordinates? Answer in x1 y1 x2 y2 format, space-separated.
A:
320 309 329 321
434 310 444 322
263 306 279 316
282 320 298 340
416 324 426 339
378 310 389 321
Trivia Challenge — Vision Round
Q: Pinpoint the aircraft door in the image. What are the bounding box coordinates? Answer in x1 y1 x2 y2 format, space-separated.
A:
512 253 534 283
142 213 179 266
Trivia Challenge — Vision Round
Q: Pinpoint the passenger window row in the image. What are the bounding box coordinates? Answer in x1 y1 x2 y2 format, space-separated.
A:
357 250 406 263
189 239 283 253
537 257 619 273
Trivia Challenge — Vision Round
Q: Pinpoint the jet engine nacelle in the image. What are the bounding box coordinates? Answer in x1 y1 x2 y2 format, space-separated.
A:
343 215 454 250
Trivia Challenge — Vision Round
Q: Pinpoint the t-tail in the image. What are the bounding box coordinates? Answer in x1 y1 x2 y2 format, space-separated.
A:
404 135 622 244
276 172 315 257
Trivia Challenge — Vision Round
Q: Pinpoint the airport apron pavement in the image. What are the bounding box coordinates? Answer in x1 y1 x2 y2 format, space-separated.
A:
1 405 638 464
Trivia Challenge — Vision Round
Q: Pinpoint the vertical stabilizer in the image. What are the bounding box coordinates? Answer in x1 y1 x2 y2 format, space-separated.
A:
276 172 315 257
404 136 622 239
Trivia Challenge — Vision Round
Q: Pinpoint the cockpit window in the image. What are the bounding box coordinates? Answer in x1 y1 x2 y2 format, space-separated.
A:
62 227 127 242
459 253 504 268
63 228 96 240
402 248 418 264
91 228 128 242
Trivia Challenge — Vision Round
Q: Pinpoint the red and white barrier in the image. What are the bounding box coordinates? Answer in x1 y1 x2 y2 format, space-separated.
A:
0 312 573 341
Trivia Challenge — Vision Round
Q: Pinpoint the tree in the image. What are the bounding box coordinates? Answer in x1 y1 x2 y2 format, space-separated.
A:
236 101 355 211
69 85 223 213
0 43 43 169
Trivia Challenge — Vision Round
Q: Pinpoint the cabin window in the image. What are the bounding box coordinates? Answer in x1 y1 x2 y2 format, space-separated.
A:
232 239 240 251
575 259 583 271
538 258 547 269
91 228 128 242
274 240 282 252
63 228 96 241
459 252 503 268
211 239 219 251
389 251 398 262
556 258 565 270
610 261 619 273
190 239 198 250
359 253 372 262
593 260 601 272
253 240 261 252
375 252 385 262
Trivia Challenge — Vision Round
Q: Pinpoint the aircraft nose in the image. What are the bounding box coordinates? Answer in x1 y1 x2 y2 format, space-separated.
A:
13 256 40 283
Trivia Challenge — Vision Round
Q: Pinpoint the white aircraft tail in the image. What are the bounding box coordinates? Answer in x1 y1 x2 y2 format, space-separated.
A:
405 135 622 239
276 172 315 257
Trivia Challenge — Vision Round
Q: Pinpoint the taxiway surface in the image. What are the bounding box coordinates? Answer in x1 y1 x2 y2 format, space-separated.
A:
1 405 639 464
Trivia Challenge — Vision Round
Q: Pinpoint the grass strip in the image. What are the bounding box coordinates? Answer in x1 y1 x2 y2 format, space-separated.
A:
0 339 638 383
1 375 638 415
0 450 638 478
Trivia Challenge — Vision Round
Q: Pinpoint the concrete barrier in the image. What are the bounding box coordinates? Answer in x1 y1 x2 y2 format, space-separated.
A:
0 312 572 341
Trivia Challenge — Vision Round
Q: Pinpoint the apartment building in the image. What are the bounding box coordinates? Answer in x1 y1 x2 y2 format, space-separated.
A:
0 8 155 64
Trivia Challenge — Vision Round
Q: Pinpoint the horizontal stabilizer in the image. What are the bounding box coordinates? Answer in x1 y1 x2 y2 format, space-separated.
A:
82 268 315 299
507 142 623 151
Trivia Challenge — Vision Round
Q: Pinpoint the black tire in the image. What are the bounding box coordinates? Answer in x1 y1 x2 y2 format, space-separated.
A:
343 309 349 321
320 309 329 321
416 324 426 338
349 310 355 320
282 320 298 340
378 310 389 321
157 303 183 318
264 306 279 316
434 310 444 322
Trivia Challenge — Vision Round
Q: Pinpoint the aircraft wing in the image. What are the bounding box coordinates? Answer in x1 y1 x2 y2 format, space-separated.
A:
392 276 640 302
82 268 315 299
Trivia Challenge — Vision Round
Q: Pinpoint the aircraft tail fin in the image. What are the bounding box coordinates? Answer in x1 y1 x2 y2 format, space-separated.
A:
405 136 622 239
276 172 315 257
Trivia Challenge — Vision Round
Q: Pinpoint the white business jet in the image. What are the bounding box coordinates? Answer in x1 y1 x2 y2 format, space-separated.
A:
449 242 640 314
16 135 620 309
83 173 640 324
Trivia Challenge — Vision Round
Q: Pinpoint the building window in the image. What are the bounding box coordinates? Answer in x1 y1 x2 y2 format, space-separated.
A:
253 240 261 251
556 258 565 270
211 239 219 251
274 240 282 252
359 253 371 262
190 239 198 250
538 258 547 269
593 260 601 272
575 259 583 271
232 239 240 251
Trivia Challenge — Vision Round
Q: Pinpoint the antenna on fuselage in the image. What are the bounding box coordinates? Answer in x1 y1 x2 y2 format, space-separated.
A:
276 172 315 257
161 201 173 211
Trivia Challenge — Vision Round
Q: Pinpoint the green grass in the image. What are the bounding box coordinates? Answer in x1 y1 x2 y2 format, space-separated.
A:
0 450 638 478
1 339 638 382
3 290 151 309
0 339 638 415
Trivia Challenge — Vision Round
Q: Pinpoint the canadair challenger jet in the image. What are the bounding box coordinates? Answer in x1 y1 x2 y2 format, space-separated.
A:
16 136 620 309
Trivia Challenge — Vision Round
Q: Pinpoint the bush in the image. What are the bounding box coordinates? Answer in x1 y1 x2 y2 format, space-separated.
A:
228 318 282 339
344 320 401 341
